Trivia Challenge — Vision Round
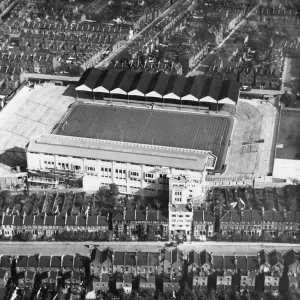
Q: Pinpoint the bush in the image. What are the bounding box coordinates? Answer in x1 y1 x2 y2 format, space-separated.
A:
19 232 33 241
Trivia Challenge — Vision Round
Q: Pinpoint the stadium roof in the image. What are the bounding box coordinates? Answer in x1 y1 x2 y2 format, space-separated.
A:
27 134 210 172
75 67 240 104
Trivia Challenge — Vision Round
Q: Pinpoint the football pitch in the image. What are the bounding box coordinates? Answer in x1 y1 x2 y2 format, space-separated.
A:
54 103 234 171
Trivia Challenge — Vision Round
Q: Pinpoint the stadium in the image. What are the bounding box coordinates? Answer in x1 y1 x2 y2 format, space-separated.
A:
24 68 237 193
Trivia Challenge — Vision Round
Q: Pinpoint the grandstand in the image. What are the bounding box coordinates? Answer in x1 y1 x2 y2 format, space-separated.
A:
75 68 240 110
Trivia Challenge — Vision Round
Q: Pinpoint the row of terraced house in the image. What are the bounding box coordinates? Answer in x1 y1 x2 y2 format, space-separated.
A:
204 65 282 90
1 207 300 240
89 247 300 294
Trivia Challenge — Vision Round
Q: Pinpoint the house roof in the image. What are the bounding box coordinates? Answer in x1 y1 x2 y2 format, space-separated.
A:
0 256 11 268
24 215 34 226
0 269 7 280
284 249 299 267
269 250 283 266
247 256 259 270
51 256 61 268
74 255 84 269
17 256 28 268
193 210 215 222
163 248 183 265
258 250 269 265
39 256 51 268
62 255 73 268
27 255 39 268
26 270 36 281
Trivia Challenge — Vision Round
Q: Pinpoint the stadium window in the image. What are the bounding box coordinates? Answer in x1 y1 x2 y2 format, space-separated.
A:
145 173 154 179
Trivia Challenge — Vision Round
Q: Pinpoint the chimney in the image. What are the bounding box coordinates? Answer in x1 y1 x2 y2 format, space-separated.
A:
146 206 148 221
234 253 237 271
65 212 68 226
112 249 115 274
222 255 225 270
135 250 138 266
123 207 126 221
23 211 26 225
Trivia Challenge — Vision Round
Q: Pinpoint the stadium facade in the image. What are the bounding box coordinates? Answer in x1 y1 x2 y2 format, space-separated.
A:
26 134 213 194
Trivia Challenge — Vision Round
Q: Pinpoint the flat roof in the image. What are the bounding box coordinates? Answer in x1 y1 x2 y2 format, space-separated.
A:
27 134 209 171
53 104 233 170
275 108 300 160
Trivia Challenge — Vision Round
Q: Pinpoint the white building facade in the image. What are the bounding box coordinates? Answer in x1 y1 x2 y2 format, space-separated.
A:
26 134 214 195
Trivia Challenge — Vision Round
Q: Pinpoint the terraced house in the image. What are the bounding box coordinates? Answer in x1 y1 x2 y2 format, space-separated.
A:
112 207 168 239
0 213 108 239
192 210 215 239
220 208 300 237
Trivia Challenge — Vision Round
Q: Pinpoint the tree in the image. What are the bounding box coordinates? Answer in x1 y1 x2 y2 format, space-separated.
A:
0 190 12 206
109 183 119 197
262 231 271 242
106 230 113 241
179 282 194 300
19 231 33 241
96 230 106 241
139 288 155 300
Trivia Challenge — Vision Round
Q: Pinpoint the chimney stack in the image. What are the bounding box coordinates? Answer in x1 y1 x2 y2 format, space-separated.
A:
234 253 237 271
23 211 26 225
123 207 126 221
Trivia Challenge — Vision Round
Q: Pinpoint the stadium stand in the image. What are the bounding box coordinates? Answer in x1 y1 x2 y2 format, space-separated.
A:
75 68 240 108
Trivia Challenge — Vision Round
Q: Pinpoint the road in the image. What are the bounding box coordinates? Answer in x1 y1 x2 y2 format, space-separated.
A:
187 3 260 77
95 0 185 68
1 241 299 256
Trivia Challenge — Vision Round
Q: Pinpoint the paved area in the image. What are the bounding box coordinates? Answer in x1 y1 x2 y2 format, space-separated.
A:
0 241 298 256
0 83 75 171
222 99 278 177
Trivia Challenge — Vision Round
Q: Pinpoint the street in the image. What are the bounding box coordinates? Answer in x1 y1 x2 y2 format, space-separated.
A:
0 241 299 256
